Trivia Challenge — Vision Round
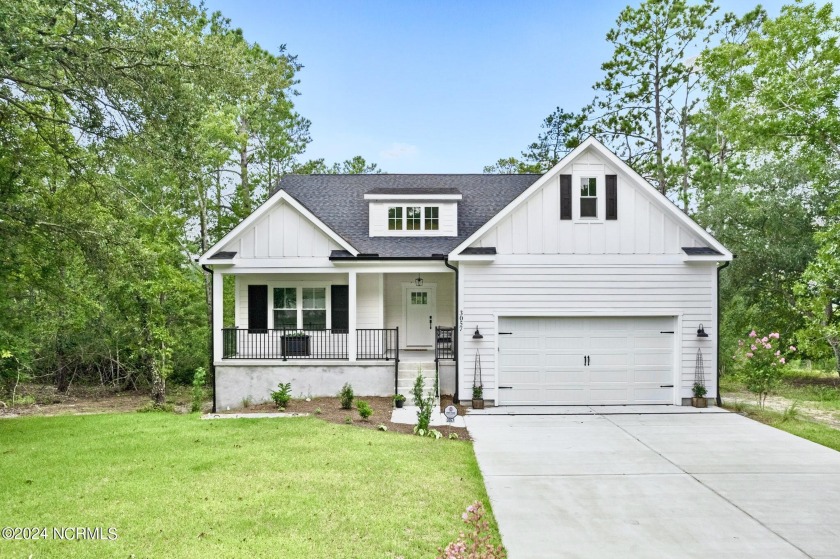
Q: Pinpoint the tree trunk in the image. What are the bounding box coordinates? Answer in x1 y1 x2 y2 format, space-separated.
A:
197 181 215 400
151 347 166 407
654 57 666 196
238 117 251 214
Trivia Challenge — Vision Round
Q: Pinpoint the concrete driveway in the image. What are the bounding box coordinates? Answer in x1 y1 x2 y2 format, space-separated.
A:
466 410 840 559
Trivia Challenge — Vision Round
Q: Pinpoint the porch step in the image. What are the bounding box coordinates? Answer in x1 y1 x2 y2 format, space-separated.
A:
396 361 438 401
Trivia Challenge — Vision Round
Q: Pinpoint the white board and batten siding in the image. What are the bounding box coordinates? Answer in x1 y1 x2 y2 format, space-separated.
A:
221 200 341 264
458 145 721 405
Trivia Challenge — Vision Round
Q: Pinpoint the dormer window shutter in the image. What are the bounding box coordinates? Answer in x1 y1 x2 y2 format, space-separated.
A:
606 175 617 220
560 174 572 220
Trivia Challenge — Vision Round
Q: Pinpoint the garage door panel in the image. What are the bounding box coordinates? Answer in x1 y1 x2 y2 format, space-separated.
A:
498 316 675 406
589 369 631 383
544 369 587 382
543 388 588 405
544 336 587 349
634 350 672 366
633 367 672 383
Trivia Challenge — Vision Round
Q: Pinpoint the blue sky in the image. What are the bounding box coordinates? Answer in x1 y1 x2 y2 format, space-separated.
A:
202 0 792 173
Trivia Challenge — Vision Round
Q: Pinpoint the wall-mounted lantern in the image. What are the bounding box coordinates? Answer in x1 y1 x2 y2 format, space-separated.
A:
414 275 423 287
696 324 709 338
472 326 483 340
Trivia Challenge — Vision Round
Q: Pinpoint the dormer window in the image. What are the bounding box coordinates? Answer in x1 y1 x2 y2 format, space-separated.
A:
366 189 460 237
425 207 439 230
580 177 597 218
388 207 403 230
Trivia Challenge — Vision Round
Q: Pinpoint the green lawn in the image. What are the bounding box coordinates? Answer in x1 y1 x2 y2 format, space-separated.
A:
723 402 840 452
0 413 496 558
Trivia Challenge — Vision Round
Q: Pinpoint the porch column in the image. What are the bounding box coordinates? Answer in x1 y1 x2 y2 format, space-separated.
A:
348 271 357 361
212 269 223 362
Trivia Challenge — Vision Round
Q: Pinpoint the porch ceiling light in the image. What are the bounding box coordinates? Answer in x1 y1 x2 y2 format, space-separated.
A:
414 275 423 287
697 324 709 338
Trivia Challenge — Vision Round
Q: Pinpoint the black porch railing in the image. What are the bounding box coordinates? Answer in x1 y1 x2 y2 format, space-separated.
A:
435 326 456 361
222 328 347 360
357 328 399 361
221 327 400 362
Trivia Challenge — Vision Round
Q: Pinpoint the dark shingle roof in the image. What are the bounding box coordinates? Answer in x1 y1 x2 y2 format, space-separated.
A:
208 251 237 260
461 247 497 255
683 246 722 256
365 187 462 196
274 174 541 257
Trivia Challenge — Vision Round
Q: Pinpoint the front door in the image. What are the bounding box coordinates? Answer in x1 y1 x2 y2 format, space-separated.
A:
405 287 435 347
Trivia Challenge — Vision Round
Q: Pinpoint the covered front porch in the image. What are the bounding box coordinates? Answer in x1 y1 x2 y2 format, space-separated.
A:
211 268 457 363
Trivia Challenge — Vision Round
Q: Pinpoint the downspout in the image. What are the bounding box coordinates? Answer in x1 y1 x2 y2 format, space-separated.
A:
201 264 217 413
716 259 732 407
444 257 459 404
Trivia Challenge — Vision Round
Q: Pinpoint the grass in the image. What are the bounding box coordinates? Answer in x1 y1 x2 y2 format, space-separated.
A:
0 413 496 558
721 367 840 411
724 401 840 452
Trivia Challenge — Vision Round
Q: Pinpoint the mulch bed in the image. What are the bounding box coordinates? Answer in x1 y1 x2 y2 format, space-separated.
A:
226 394 472 440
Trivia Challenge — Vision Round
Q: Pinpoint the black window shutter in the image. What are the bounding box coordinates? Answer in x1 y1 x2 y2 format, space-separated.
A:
606 175 618 220
331 285 349 334
560 174 572 220
248 285 268 332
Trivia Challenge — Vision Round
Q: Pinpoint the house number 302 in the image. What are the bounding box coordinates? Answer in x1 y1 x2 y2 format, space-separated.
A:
459 310 464 331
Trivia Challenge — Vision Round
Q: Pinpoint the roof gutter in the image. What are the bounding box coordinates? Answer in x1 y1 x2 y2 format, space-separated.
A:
329 254 449 262
716 257 733 408
443 257 459 404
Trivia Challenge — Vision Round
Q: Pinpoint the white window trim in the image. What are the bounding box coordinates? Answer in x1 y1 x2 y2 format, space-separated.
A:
267 281 333 330
574 173 606 222
387 205 441 232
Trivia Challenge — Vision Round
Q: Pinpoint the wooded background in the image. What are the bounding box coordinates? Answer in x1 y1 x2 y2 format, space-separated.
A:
1 0 837 404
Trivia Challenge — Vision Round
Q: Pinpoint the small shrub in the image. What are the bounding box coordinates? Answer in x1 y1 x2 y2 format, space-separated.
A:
733 330 794 408
412 373 435 433
339 383 354 410
472 385 483 400
314 407 322 415
781 401 800 422
393 394 406 404
429 429 442 440
191 367 206 413
270 382 292 410
138 402 175 413
377 424 388 431
692 383 707 399
12 394 35 406
357 400 373 420
344 417 352 424
241 396 253 409
437 501 506 559
448 432 460 440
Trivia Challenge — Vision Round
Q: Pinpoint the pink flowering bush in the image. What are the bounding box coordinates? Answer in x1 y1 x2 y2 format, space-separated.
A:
437 501 506 559
733 330 795 408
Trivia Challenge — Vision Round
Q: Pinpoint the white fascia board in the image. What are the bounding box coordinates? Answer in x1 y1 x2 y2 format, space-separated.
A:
448 136 733 260
363 194 462 201
683 254 729 263
198 189 358 265
447 254 496 262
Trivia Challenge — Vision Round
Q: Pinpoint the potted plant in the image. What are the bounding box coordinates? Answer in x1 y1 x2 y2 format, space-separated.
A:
691 383 708 408
472 385 485 410
393 394 406 409
281 331 311 357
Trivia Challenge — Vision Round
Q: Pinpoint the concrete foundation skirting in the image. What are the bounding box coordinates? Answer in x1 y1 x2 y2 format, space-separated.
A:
215 362 394 410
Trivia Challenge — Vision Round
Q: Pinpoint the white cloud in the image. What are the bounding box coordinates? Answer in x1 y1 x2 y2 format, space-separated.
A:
379 142 419 160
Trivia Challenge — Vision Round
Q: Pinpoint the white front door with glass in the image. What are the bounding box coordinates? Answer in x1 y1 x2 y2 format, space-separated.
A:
405 287 435 347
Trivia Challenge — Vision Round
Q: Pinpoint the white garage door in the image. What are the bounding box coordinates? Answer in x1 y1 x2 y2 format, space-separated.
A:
498 316 675 405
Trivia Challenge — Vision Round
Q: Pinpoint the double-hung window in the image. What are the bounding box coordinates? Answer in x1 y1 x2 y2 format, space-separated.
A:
388 207 403 230
424 207 439 230
272 287 327 330
580 177 597 218
302 288 326 329
406 207 422 230
273 288 297 329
